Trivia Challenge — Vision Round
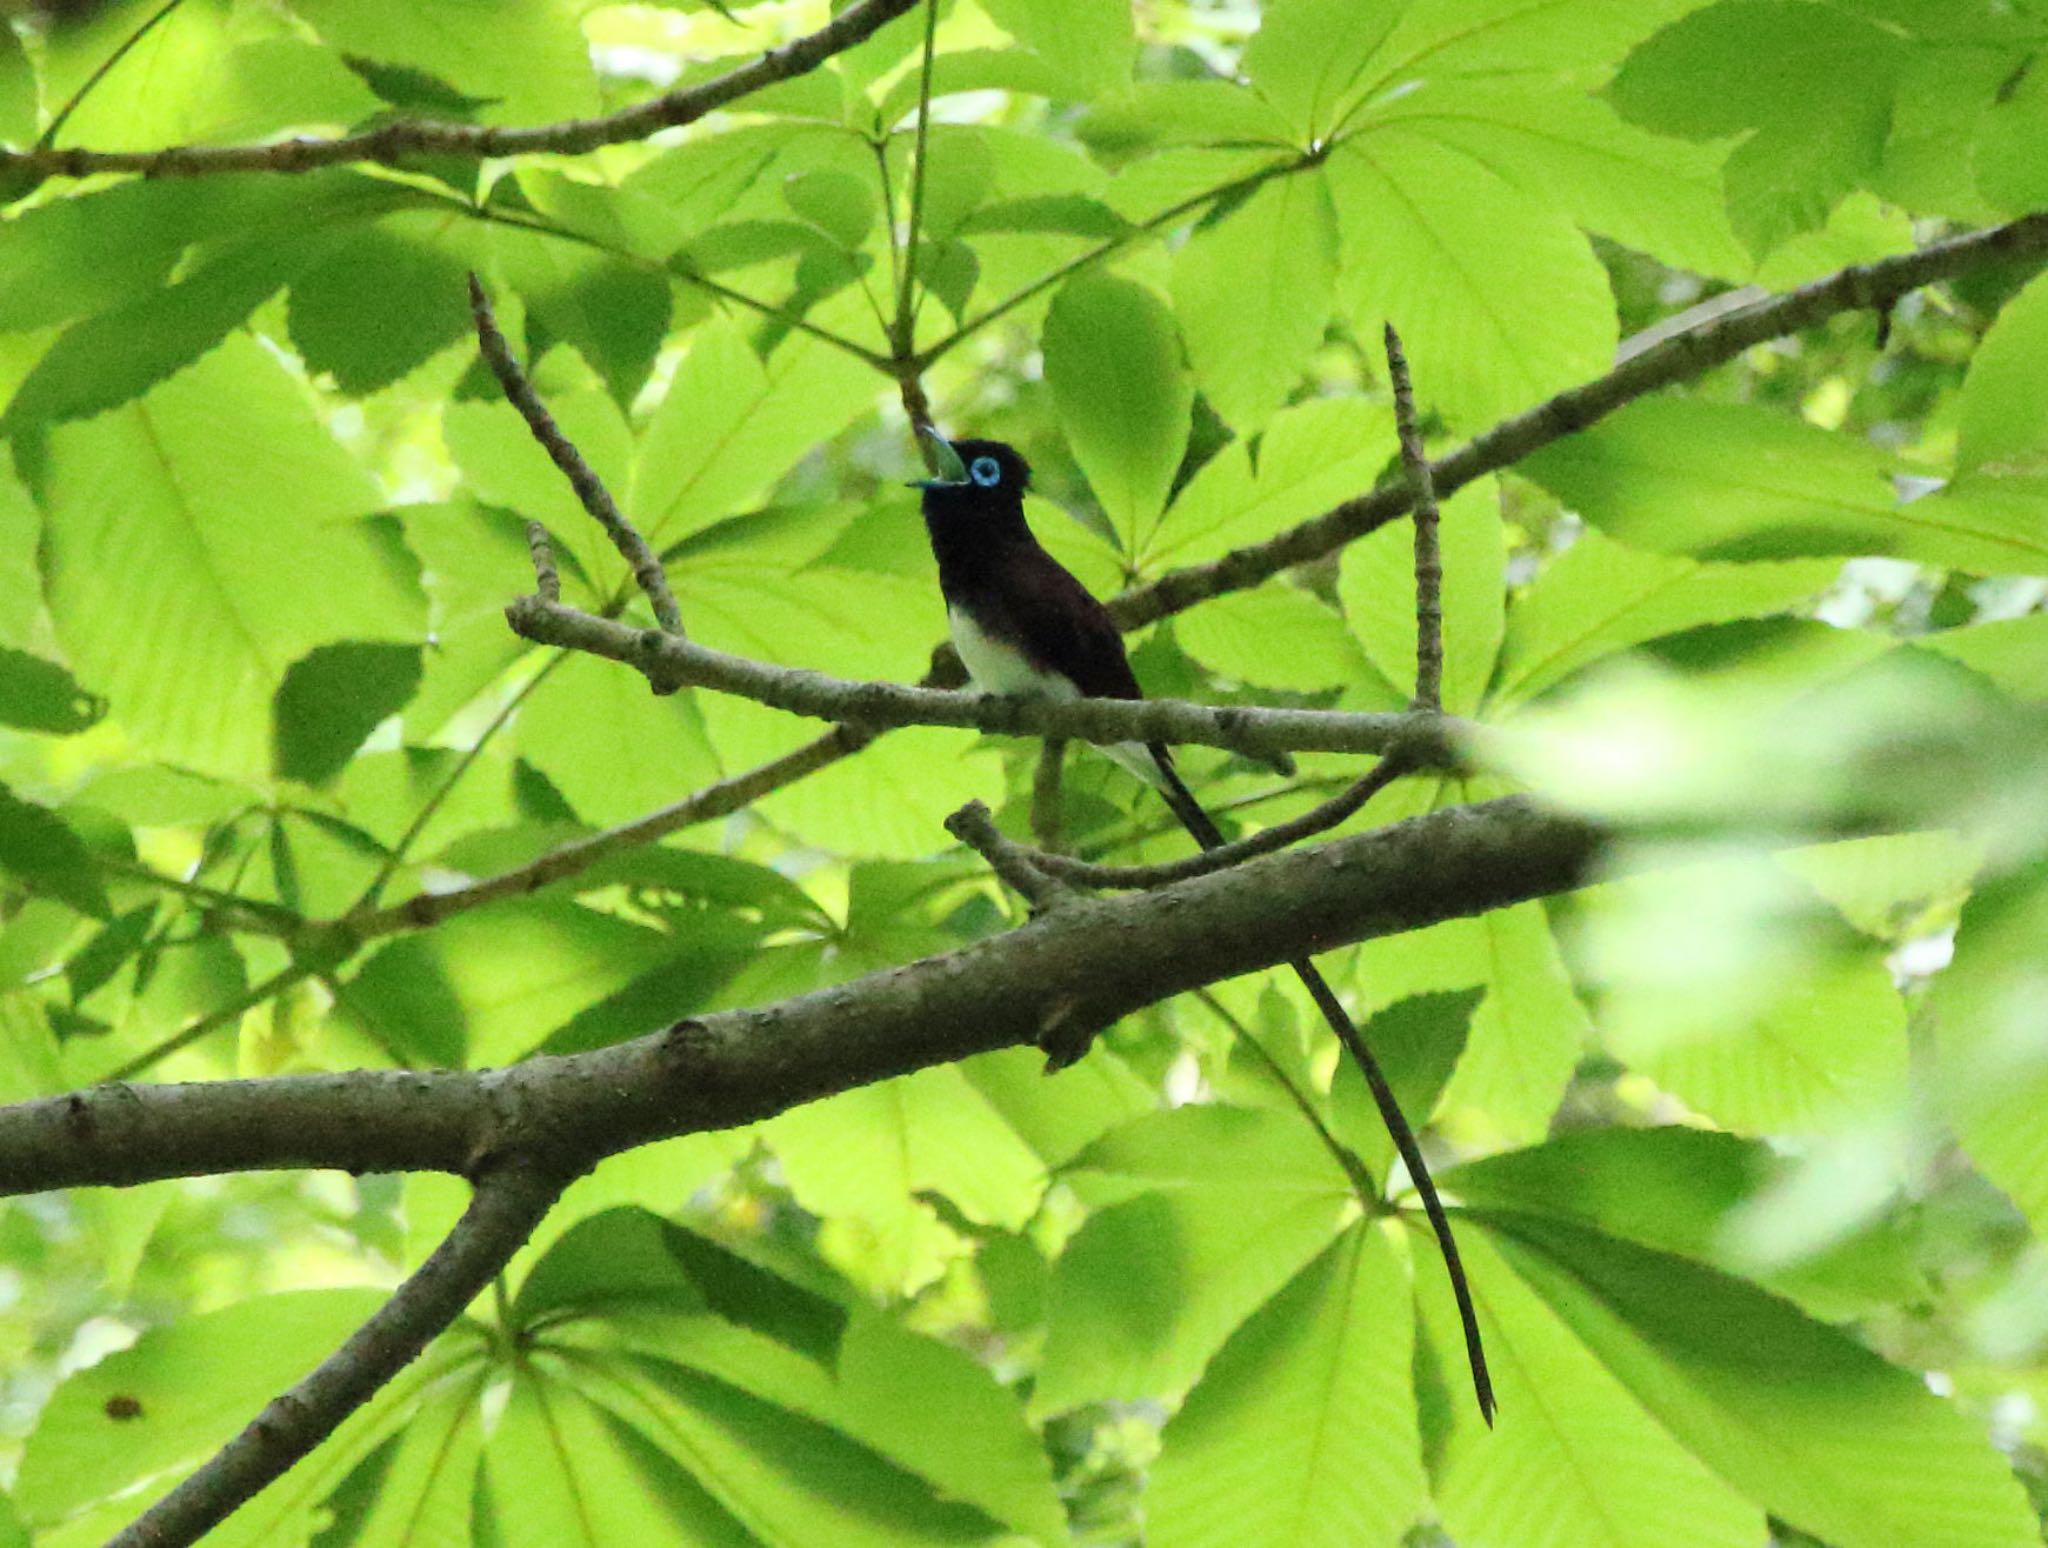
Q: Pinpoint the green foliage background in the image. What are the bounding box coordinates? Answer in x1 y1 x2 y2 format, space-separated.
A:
1 0 2047 1543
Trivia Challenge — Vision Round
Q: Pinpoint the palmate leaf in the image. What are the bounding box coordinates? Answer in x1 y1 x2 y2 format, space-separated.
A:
37 334 423 779
1525 397 2048 573
1326 132 1617 429
1488 1216 2041 1548
1147 1225 1425 1548
1035 1106 1357 1414
1172 171 1337 434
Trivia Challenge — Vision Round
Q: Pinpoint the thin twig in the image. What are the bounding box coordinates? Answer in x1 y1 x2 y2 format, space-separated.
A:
4 0 921 179
893 0 941 357
1113 211 2048 632
1030 738 1068 854
945 799 1073 913
1194 989 1377 1204
101 961 317 1084
91 858 301 936
1031 756 1409 890
467 275 684 637
525 521 560 602
106 1161 569 1548
1383 323 1444 712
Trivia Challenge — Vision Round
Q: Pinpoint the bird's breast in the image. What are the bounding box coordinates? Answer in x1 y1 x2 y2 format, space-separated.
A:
947 606 1076 699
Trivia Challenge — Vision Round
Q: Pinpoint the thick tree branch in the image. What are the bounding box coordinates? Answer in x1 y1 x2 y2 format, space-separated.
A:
503 592 1474 763
7 797 1601 1197
2 0 920 180
108 1160 570 1548
1111 212 2048 631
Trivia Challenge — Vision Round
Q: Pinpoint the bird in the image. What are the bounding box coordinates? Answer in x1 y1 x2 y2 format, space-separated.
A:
915 429 1494 1425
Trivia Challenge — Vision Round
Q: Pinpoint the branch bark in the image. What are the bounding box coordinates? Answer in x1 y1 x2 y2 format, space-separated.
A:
503 592 1475 763
5 797 1602 1198
2 0 920 180
107 1160 570 1548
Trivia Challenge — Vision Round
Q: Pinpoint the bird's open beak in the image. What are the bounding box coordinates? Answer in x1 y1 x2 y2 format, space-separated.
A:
910 427 970 488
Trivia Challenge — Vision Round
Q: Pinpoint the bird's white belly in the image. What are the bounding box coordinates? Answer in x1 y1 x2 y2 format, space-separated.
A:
947 607 1163 789
949 607 1075 699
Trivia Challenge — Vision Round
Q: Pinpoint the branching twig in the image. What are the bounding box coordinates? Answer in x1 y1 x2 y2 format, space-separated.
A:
1113 211 2048 632
1384 323 1443 712
3 0 921 180
503 591 1473 764
101 961 318 1084
468 275 683 638
1028 756 1410 890
107 1161 570 1548
946 799 1074 913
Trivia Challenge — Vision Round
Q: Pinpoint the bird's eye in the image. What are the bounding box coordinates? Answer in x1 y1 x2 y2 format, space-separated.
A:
969 456 1002 487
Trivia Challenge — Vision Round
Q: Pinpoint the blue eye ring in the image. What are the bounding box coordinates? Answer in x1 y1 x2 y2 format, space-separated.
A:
969 455 1002 487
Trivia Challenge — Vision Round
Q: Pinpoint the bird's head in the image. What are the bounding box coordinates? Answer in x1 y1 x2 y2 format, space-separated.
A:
914 431 1032 527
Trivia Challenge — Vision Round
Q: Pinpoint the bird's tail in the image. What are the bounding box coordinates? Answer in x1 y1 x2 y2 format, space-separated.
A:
1147 744 1496 1426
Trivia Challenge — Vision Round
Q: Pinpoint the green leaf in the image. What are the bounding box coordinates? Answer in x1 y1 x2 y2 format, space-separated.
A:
1327 134 1616 428
1609 0 1907 254
1078 82 1295 159
1363 81 1748 280
4 239 314 431
1148 1226 1423 1548
1241 0 1399 138
629 319 879 550
979 0 1134 98
1973 53 2048 213
1173 173 1336 434
1492 1216 2040 1548
291 0 600 123
1339 479 1505 715
517 655 720 827
1174 586 1368 693
273 642 423 786
1150 395 1397 570
16 1289 385 1523
1931 862 2048 1240
0 782 109 918
0 647 105 735
1956 267 2048 479
287 215 475 396
1420 1230 1768 1548
1327 990 1480 1178
481 1365 749 1548
1359 896 1589 1144
38 335 421 777
1923 614 2048 702
1036 1107 1354 1413
1493 530 1835 708
496 210 673 406
325 1374 485 1548
1042 273 1193 554
337 900 678 1066
441 387 635 603
1604 947 1909 1134
1366 0 1709 85
783 169 875 250
1525 398 2048 572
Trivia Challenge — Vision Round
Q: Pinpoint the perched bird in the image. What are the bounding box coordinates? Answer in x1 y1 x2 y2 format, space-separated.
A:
916 429 1493 1424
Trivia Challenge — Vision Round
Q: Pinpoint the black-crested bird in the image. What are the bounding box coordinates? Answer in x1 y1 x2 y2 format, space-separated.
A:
916 428 1494 1424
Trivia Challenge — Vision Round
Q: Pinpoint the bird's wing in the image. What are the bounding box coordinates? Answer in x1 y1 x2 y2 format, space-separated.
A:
996 546 1144 701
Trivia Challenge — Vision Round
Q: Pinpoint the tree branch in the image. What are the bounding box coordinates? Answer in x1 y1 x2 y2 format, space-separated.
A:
107 1160 570 1548
503 591 1474 764
469 275 684 637
1112 211 2048 631
5 797 1602 1198
3 0 920 180
1383 322 1443 712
